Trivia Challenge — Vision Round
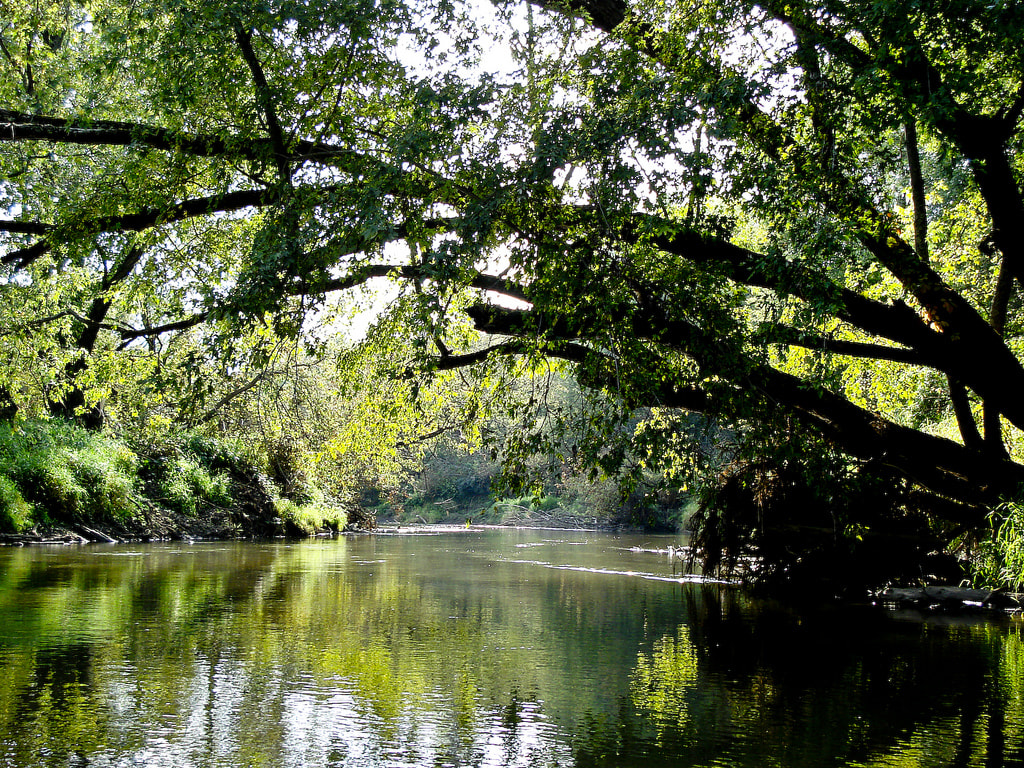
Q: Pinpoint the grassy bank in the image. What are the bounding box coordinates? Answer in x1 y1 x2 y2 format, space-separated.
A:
0 420 353 540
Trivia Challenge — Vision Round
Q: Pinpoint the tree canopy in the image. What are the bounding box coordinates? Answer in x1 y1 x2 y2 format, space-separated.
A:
2 0 1023 584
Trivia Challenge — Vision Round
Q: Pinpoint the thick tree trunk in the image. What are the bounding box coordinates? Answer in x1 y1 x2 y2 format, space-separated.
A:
984 259 1014 456
47 247 143 429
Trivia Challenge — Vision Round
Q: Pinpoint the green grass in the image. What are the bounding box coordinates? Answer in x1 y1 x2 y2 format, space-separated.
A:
157 453 232 517
0 474 33 532
0 421 140 529
274 497 347 534
0 419 350 537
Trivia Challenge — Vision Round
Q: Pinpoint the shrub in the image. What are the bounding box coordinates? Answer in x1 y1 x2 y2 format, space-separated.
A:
158 453 232 517
274 497 346 535
0 422 140 524
183 434 252 473
972 502 1024 590
64 443 138 520
0 474 33 532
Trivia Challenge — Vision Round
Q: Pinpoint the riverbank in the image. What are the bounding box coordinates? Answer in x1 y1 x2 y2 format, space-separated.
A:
0 516 634 546
0 494 361 545
0 419 668 547
0 420 362 543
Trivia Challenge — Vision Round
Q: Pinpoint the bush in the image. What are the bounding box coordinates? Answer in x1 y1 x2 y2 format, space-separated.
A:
0 419 347 536
0 421 140 524
65 443 138 519
157 453 232 517
972 502 1024 590
183 434 253 473
0 474 33 532
274 497 346 535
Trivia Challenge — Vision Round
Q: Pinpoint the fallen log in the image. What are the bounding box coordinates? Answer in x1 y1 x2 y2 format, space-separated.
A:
73 524 119 543
877 586 1021 611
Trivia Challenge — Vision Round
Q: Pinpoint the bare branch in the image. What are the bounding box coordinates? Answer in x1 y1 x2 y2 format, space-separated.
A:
192 366 271 426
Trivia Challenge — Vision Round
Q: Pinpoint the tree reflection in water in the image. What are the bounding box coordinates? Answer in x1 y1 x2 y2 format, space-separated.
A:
0 534 1022 767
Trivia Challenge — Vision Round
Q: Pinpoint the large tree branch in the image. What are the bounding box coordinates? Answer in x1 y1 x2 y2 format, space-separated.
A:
0 220 52 236
432 337 714 411
0 109 378 171
233 23 291 181
905 121 929 263
1 187 287 270
467 302 1024 510
754 325 928 366
984 259 1015 457
114 263 529 346
530 0 1024 431
641 224 944 355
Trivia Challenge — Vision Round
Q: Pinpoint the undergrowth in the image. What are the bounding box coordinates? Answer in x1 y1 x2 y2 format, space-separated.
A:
156 453 232 517
274 497 347 535
0 419 349 536
0 420 139 529
970 502 1024 590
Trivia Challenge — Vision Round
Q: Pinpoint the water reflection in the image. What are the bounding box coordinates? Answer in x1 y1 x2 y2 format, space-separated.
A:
0 532 1022 767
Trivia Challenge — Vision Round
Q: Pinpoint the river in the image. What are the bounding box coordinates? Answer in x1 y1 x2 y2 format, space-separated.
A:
0 528 1021 767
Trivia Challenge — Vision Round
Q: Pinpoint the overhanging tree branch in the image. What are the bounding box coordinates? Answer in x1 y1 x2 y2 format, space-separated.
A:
1 187 289 270
530 0 1024 431
0 220 52 236
233 22 291 181
466 302 1024 510
0 108 395 175
114 263 529 347
754 325 928 367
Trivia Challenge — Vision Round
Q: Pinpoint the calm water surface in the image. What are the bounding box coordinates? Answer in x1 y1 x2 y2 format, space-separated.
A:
1 529 1023 767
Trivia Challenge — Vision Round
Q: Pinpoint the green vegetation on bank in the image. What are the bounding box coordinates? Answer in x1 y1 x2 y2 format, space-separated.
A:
0 415 689 538
0 420 350 538
370 438 693 532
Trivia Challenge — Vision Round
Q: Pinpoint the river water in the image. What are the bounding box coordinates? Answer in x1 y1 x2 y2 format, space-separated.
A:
0 528 1022 767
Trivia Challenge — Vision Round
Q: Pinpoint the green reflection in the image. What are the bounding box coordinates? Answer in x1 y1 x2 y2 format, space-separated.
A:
630 626 699 740
0 535 1023 767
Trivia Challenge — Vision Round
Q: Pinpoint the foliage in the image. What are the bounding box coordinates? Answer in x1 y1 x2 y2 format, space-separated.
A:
0 474 32 531
0 419 351 535
689 425 962 594
969 502 1024 591
273 497 347 535
155 454 232 518
0 421 138 526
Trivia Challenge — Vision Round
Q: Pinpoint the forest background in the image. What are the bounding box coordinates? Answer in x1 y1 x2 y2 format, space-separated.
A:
0 0 1022 598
